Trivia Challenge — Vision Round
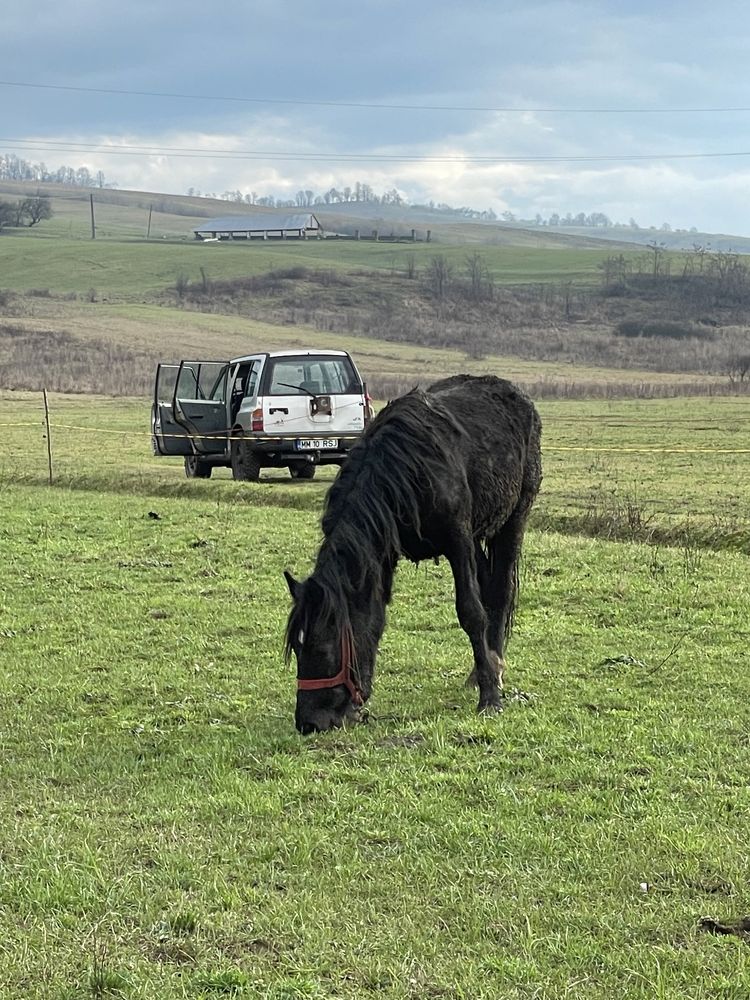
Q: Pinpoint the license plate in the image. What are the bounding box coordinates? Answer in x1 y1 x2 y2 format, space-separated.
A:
296 438 338 450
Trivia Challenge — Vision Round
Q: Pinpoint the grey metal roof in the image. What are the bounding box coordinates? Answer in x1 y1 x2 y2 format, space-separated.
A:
193 213 321 233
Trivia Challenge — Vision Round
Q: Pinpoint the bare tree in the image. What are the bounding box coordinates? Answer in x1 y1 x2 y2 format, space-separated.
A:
727 351 750 383
465 252 494 302
427 255 454 304
645 241 667 277
0 200 14 230
20 195 53 227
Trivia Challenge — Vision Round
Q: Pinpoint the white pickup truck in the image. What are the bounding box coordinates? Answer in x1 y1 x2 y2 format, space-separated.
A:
151 348 372 480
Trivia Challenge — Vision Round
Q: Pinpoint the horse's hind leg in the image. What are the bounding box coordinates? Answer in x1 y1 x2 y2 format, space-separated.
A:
481 504 534 677
446 534 502 712
464 542 505 691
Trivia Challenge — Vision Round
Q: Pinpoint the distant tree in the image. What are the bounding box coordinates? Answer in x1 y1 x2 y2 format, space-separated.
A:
11 195 51 227
427 254 453 302
11 199 26 226
0 200 15 230
382 188 404 206
645 240 667 277
501 210 516 222
598 253 631 285
0 195 50 229
465 251 494 302
727 351 750 383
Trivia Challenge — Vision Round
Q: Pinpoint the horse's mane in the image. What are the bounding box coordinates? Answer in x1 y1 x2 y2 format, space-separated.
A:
284 389 465 662
322 389 463 578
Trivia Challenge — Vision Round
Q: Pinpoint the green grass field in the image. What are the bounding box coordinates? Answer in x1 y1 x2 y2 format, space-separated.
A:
0 227 638 299
2 392 748 549
2 206 750 997
1 427 750 997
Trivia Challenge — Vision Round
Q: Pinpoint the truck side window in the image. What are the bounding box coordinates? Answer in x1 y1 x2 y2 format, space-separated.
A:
246 362 259 398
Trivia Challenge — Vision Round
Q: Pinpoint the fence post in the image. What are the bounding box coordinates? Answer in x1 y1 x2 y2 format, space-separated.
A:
42 388 53 485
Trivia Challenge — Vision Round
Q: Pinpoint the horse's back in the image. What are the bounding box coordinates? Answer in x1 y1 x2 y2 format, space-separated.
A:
428 373 537 423
325 374 541 553
427 374 540 458
426 374 542 535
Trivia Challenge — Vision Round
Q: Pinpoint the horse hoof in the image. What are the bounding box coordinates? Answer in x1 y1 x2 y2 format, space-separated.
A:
477 700 503 715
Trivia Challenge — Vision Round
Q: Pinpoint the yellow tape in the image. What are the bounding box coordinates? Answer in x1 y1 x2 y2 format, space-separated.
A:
0 422 49 429
0 423 749 454
545 446 750 454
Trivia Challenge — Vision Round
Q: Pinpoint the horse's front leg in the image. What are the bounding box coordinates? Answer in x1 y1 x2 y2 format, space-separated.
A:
446 536 502 713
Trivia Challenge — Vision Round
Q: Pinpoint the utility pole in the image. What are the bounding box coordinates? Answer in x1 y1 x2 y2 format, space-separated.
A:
146 204 153 239
42 389 53 484
89 194 96 239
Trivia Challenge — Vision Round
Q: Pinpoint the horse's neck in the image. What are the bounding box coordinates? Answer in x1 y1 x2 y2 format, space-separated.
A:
317 526 396 612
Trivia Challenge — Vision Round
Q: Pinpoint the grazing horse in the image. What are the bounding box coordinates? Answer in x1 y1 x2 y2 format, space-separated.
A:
284 374 542 734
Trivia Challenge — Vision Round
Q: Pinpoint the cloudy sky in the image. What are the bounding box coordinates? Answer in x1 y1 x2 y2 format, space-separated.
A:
3 0 750 234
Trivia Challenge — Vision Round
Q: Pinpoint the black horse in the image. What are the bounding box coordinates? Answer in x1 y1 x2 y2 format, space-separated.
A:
284 374 542 734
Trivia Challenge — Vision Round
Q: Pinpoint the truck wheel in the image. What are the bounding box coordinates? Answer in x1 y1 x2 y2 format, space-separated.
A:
184 455 212 479
290 464 316 480
230 434 261 482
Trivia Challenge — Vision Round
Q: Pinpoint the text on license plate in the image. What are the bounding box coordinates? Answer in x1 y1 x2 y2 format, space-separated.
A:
296 438 338 450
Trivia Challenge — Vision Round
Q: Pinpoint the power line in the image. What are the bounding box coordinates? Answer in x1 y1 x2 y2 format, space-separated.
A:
2 78 750 116
5 136 750 165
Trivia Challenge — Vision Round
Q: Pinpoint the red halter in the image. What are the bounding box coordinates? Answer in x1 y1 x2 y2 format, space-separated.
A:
296 629 363 706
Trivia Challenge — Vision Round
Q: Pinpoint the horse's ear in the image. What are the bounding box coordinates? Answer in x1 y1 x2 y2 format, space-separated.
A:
284 570 300 599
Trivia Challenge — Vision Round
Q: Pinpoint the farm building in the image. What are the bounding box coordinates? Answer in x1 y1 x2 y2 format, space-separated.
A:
193 213 323 241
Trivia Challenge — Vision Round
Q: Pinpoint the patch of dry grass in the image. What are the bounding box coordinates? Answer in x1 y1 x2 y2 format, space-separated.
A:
0 296 740 401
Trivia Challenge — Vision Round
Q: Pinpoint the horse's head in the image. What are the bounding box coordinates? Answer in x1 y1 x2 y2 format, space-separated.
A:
284 571 367 734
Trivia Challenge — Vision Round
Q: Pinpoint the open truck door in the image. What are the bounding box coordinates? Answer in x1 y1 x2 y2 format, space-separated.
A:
152 360 230 457
152 364 191 456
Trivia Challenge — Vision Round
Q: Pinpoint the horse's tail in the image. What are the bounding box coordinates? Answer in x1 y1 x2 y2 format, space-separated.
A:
486 541 521 641
505 556 520 641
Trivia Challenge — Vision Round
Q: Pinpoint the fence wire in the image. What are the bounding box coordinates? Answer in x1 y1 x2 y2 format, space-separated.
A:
1 394 748 532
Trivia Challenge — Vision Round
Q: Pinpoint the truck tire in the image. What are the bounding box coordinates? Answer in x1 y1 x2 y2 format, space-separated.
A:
289 464 316 480
184 455 212 479
230 433 261 482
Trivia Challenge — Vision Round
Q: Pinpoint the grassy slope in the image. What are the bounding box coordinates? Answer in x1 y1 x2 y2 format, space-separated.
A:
7 178 749 251
1 179 638 250
0 188 725 400
0 227 634 297
4 299 715 396
1 475 749 999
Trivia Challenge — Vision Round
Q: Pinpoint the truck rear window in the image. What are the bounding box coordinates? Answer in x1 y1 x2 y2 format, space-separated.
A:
265 357 359 396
